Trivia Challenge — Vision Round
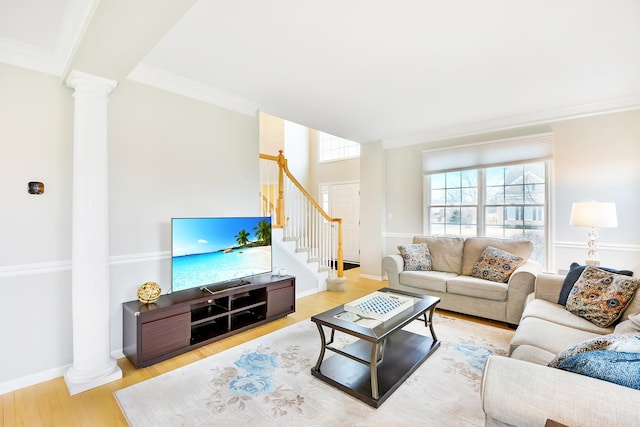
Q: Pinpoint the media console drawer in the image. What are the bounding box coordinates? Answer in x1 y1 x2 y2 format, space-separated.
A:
267 281 295 318
140 312 191 361
123 275 296 368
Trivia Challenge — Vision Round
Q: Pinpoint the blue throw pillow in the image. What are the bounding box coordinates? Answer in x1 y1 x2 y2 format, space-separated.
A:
557 350 640 390
557 262 633 306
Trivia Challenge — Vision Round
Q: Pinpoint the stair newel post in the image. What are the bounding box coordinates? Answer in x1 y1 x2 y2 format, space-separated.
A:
276 150 286 227
336 219 344 278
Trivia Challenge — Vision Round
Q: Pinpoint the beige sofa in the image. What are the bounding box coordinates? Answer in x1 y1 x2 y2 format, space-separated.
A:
383 236 542 325
481 269 640 427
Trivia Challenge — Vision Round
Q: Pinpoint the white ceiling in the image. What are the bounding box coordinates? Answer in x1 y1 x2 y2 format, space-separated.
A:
2 0 640 148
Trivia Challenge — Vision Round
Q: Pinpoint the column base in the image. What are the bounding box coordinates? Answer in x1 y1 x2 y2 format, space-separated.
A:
64 358 122 395
326 276 347 291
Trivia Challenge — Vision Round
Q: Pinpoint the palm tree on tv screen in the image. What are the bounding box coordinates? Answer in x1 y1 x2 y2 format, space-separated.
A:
254 219 271 245
235 229 250 247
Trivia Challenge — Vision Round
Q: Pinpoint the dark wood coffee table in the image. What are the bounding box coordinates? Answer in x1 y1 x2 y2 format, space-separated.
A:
310 288 440 407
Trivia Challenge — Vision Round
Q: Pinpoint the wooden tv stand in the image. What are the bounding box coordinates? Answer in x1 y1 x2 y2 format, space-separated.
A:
122 274 295 368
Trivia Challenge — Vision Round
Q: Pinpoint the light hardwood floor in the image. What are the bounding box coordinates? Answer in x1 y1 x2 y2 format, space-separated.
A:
1 269 507 426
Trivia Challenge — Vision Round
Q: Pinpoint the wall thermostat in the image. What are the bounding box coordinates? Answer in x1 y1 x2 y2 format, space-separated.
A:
28 181 44 195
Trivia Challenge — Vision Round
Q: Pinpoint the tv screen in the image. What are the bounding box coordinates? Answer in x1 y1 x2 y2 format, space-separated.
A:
171 216 272 293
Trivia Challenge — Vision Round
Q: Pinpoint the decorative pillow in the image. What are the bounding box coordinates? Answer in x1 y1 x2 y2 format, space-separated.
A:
397 243 433 271
470 246 524 283
548 333 640 368
556 350 640 390
558 262 634 306
565 267 640 327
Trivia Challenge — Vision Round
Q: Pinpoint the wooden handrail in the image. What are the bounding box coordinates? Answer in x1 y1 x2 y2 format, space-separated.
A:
259 150 344 278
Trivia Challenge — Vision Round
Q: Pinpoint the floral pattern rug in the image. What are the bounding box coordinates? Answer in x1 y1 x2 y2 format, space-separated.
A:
115 313 512 426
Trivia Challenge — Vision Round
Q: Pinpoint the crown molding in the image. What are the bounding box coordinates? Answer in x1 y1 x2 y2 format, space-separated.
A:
57 0 100 77
127 63 261 117
0 0 97 77
0 37 61 76
382 94 640 149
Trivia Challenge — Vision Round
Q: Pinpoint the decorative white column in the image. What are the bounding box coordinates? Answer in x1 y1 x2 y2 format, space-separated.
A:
64 70 122 395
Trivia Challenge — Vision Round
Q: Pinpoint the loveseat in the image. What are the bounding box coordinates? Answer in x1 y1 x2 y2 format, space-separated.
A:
481 265 640 427
383 236 542 326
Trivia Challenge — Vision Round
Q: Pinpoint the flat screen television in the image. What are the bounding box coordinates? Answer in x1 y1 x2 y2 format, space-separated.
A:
171 216 272 293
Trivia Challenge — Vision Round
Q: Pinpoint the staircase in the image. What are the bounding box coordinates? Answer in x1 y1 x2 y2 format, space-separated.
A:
271 227 329 297
260 151 344 296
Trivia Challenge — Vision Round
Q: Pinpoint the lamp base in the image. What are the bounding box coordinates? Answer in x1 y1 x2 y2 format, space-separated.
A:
585 259 600 266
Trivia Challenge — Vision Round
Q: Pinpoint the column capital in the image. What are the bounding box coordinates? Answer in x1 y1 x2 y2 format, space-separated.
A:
66 70 118 96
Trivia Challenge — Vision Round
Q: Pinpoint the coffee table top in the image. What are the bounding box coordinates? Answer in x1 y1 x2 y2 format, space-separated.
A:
311 288 440 341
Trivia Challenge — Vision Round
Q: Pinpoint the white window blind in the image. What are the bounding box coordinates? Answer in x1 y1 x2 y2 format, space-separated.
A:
422 133 553 174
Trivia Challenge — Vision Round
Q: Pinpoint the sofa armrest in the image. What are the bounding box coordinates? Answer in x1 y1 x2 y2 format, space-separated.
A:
481 355 640 427
382 254 404 288
534 272 565 303
504 260 541 325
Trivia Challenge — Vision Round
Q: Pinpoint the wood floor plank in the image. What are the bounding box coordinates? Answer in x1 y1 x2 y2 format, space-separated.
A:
1 270 507 425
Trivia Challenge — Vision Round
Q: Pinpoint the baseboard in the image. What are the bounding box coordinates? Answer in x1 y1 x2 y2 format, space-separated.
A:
0 349 126 395
0 364 70 395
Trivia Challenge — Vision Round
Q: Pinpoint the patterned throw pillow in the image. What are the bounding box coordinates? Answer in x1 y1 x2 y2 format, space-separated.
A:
557 262 634 306
565 267 640 328
556 350 640 390
548 333 640 368
470 246 525 283
397 243 433 271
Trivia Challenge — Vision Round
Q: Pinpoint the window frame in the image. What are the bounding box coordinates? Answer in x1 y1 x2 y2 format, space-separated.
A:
424 161 550 267
318 131 360 163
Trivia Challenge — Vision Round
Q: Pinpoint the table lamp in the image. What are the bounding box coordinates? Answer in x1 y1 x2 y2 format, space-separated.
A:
569 201 618 266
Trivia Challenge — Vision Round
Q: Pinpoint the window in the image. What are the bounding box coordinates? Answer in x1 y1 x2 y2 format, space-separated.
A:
429 170 478 237
318 131 360 162
426 162 548 265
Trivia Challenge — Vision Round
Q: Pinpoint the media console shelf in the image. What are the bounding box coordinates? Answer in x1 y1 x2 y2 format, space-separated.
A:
122 274 295 368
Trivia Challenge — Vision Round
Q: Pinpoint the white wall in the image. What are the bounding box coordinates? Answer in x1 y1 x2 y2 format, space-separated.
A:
308 129 360 201
284 120 310 189
0 63 260 392
381 109 640 275
259 112 284 156
551 110 640 271
0 64 75 389
359 141 385 279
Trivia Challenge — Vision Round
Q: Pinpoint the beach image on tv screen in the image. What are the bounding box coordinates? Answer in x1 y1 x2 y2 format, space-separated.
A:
171 217 272 292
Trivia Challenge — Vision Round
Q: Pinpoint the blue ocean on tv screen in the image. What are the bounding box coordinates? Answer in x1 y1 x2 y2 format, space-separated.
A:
171 217 272 292
172 247 272 292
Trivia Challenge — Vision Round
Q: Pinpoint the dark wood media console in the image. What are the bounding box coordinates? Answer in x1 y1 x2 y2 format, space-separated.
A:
122 274 295 368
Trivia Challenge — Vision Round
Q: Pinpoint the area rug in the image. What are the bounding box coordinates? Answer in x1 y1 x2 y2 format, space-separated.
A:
115 313 513 426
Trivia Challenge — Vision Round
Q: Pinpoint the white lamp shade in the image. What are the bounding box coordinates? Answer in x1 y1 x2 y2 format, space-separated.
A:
569 202 618 228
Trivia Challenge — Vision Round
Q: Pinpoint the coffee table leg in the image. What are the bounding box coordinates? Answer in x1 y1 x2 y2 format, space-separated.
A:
313 324 338 371
370 342 380 399
313 324 328 371
427 306 438 342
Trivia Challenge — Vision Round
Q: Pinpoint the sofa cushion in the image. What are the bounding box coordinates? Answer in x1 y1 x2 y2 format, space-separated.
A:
509 317 601 357
461 237 533 276
558 262 634 305
615 312 640 334
566 266 640 328
621 286 640 322
412 235 464 274
397 243 433 271
548 333 640 368
471 246 524 283
521 299 613 335
447 276 508 301
398 270 456 293
556 350 640 390
510 344 556 366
